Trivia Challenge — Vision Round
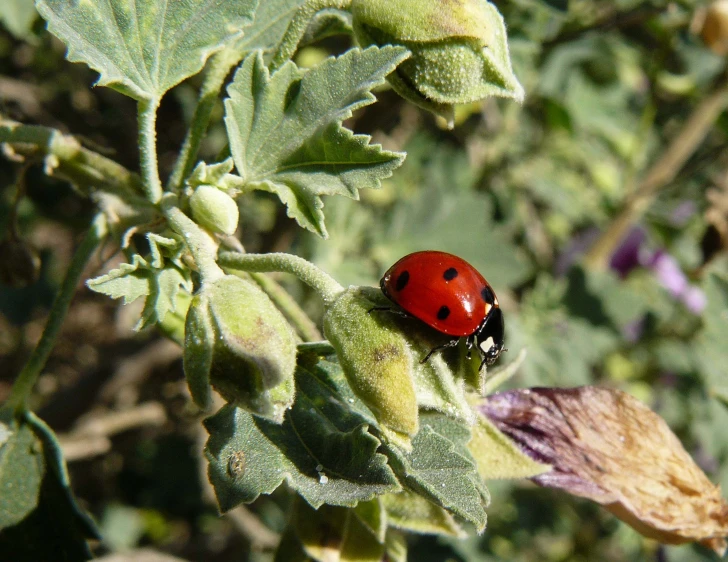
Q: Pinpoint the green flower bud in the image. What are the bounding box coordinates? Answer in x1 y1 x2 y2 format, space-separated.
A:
189 185 239 236
184 275 297 422
351 0 523 124
0 238 41 288
323 286 419 442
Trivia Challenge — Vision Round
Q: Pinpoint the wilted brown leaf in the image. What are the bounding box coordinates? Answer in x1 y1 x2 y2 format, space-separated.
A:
480 386 728 555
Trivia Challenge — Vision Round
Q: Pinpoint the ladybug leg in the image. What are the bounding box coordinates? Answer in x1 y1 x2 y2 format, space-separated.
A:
367 306 410 318
420 339 459 364
465 336 474 360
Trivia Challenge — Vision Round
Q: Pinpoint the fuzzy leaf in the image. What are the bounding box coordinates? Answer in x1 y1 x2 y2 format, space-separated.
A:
0 413 97 559
481 387 728 555
86 256 151 305
469 414 551 480
36 0 258 100
382 412 490 531
138 265 191 330
225 47 408 236
88 255 191 331
205 359 400 512
0 411 44 529
237 0 304 55
382 489 465 537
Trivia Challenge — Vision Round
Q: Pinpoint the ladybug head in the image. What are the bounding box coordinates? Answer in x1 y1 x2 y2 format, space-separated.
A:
475 308 506 368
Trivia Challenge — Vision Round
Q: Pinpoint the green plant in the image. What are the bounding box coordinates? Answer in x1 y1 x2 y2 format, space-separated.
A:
1 0 728 560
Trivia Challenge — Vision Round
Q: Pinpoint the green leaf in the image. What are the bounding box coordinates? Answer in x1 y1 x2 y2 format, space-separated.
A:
381 412 490 531
289 501 385 562
36 0 259 100
238 0 305 56
87 255 151 305
374 184 533 289
382 489 465 537
469 415 551 480
384 530 408 562
225 46 409 236
0 413 97 560
0 411 44 529
0 0 38 40
205 359 400 512
138 265 191 330
87 253 191 331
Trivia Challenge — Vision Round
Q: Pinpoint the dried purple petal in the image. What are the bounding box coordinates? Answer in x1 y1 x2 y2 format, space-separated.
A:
479 386 728 554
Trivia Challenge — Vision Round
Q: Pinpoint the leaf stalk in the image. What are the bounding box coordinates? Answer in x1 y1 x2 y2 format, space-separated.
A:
137 98 164 204
218 251 343 303
167 45 247 191
7 214 108 413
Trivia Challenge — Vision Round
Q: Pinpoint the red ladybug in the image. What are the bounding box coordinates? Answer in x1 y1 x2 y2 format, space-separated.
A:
377 251 505 369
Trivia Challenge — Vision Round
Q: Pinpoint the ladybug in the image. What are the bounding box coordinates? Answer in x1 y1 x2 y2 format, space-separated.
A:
376 251 505 369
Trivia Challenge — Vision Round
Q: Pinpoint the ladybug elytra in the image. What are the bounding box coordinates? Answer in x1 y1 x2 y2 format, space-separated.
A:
377 251 505 369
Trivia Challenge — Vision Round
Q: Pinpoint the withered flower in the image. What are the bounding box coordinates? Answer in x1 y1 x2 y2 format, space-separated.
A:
480 386 728 555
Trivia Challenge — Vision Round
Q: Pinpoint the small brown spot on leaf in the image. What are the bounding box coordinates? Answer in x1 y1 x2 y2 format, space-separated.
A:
373 343 400 363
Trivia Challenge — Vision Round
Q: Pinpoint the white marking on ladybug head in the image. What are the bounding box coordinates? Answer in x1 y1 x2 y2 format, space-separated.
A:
484 302 492 315
479 337 495 353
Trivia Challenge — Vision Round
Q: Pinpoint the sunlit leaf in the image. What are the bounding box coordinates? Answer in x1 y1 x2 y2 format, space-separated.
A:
238 0 305 56
382 412 490 531
382 489 465 537
225 46 408 236
205 359 400 512
87 254 191 331
469 414 551 480
36 0 258 100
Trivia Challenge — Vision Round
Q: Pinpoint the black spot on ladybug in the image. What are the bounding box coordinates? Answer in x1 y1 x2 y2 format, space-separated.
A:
395 270 409 291
437 305 450 320
443 267 458 281
481 286 495 304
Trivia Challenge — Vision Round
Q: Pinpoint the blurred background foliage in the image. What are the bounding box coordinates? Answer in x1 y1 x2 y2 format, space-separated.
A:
2 0 728 560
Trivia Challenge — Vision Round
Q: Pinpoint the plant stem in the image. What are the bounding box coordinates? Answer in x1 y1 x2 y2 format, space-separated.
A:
250 272 322 341
167 44 246 191
269 0 352 71
583 73 728 270
138 98 164 204
161 195 224 284
218 251 343 303
0 116 149 205
7 215 108 413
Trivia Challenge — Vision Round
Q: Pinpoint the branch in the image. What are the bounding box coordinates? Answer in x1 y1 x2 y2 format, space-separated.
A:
7 215 108 412
0 115 150 207
584 72 728 270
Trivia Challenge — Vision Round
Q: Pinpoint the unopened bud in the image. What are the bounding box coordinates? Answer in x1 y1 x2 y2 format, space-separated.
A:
184 275 297 422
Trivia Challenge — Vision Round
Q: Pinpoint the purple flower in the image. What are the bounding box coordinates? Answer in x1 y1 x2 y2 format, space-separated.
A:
609 227 646 278
682 285 707 314
645 251 688 298
608 228 706 315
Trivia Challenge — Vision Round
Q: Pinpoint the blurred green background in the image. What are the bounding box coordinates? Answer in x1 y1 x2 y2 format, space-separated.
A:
2 0 728 560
